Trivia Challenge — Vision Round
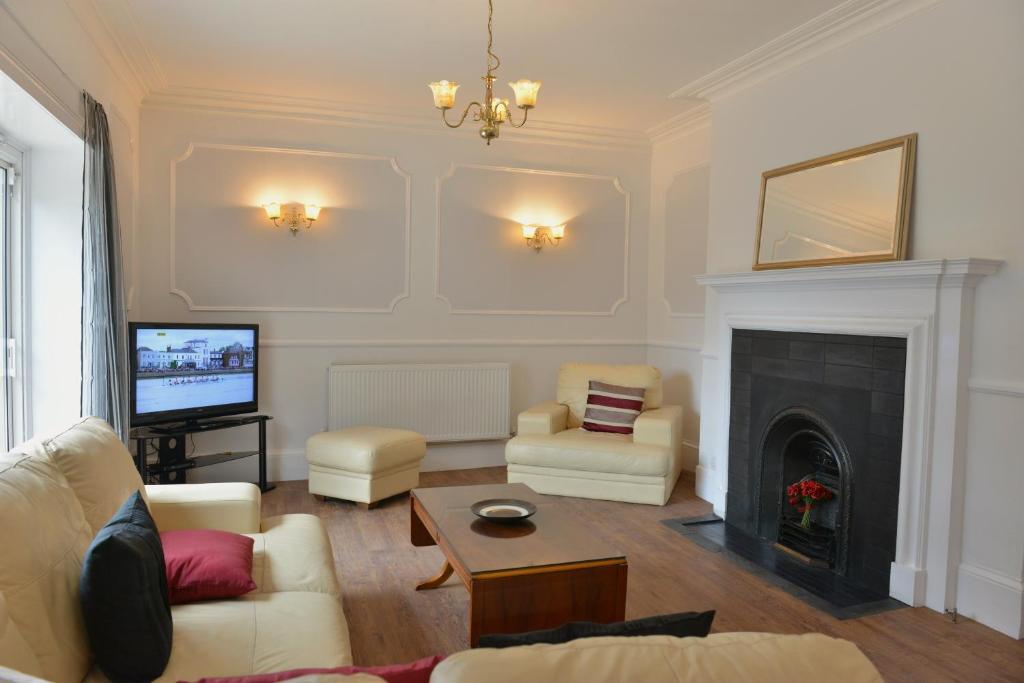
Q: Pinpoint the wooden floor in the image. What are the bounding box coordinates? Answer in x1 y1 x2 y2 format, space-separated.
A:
262 468 1024 682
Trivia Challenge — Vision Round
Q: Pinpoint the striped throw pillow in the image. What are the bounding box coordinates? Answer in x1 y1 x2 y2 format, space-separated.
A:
581 380 646 435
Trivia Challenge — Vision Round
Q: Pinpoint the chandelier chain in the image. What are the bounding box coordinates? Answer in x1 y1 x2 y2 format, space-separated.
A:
486 0 500 77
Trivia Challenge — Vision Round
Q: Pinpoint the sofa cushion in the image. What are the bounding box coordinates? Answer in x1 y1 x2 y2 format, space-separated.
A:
246 515 341 596
431 633 883 683
477 611 715 648
89 591 352 682
163 529 258 604
557 363 663 428
80 491 173 681
147 482 262 533
0 452 93 683
506 430 673 477
42 416 148 535
0 591 44 678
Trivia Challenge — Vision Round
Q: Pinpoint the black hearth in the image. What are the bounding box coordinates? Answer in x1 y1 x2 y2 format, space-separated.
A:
728 329 906 597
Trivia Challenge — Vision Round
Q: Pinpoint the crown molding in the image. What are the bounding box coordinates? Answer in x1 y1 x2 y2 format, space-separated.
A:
82 0 169 94
61 0 148 102
646 104 711 145
143 86 651 152
668 0 942 102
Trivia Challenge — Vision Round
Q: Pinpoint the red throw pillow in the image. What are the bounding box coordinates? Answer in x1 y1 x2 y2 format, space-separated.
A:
161 529 257 604
187 655 445 683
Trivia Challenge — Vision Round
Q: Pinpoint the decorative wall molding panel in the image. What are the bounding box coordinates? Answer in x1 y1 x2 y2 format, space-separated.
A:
435 163 630 316
145 86 649 152
169 142 411 312
661 163 710 318
668 0 942 102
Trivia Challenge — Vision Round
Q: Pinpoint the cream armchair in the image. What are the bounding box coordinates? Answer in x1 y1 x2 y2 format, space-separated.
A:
505 363 684 505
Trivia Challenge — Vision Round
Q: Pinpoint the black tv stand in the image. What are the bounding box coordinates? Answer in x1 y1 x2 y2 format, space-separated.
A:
131 414 274 492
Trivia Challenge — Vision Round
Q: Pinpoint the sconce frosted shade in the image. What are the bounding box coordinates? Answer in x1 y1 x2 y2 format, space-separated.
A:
305 204 321 221
522 224 538 239
428 80 459 109
509 80 541 108
264 202 281 220
550 224 565 240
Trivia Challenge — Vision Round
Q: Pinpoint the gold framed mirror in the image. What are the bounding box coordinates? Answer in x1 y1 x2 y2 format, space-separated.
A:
753 134 916 270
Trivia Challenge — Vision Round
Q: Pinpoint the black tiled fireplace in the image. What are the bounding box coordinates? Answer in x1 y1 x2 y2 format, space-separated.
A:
727 329 906 595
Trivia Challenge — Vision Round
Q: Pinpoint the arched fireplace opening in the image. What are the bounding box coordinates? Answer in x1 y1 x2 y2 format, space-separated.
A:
756 408 852 575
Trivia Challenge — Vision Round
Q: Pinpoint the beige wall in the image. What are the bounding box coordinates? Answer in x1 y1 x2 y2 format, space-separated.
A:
136 105 653 476
645 126 712 470
702 0 1023 638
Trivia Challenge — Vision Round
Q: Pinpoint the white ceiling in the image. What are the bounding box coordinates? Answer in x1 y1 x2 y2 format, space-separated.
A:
95 0 847 132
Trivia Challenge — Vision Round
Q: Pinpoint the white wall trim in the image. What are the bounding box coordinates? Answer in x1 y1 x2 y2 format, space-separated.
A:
968 378 1024 399
667 0 942 102
260 337 650 349
168 142 412 313
646 339 702 352
144 86 650 152
957 562 1024 639
435 163 631 316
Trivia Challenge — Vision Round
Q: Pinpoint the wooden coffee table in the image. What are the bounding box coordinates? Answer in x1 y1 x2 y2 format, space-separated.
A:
410 482 627 646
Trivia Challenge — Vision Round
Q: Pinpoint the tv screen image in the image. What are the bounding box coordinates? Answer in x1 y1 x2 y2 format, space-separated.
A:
131 324 258 424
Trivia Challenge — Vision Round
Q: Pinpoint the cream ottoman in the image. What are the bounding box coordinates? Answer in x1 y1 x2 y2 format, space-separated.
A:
306 426 426 508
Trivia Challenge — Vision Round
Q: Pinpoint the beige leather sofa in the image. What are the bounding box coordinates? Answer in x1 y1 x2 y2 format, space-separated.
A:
431 632 883 682
505 363 684 505
0 417 350 683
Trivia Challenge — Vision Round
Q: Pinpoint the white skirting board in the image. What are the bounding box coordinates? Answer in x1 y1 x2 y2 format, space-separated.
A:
956 563 1024 639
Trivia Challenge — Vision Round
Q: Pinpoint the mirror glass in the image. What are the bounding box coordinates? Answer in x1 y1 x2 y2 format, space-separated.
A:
755 136 914 269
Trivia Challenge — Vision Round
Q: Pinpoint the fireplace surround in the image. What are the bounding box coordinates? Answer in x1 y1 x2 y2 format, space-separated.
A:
696 258 1000 614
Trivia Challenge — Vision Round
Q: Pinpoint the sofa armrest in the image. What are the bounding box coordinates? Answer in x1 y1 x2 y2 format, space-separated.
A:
517 401 569 436
145 482 261 533
632 405 683 450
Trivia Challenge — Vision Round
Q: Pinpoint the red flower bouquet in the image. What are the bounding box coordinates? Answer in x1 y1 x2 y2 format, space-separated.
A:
786 478 834 529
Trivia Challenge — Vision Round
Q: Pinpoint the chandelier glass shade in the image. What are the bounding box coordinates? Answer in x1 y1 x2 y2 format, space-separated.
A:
428 0 541 144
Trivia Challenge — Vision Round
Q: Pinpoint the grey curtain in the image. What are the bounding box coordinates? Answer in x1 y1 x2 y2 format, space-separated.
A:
81 92 129 440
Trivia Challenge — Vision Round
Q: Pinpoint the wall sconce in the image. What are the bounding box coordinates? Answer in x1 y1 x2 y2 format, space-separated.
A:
522 224 565 252
263 202 321 235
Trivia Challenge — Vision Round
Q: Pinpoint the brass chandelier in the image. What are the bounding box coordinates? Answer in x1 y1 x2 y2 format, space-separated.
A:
428 0 541 145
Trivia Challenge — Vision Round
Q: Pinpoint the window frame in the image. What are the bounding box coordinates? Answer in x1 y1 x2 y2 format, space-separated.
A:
0 136 29 449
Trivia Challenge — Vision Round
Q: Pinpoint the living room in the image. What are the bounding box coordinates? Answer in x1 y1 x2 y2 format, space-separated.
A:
0 1 1021 681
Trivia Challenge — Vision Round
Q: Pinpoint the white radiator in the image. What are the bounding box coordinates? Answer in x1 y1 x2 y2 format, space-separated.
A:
328 363 511 442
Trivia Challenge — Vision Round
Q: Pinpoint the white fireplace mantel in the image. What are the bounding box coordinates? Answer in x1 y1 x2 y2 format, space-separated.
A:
695 258 1002 614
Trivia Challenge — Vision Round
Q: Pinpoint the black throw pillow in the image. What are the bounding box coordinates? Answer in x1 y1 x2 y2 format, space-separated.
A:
477 610 715 649
80 491 173 681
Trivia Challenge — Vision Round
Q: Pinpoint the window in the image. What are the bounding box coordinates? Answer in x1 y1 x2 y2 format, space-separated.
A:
0 139 26 449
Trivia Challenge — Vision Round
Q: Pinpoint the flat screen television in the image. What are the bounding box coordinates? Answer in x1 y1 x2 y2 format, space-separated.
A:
129 322 259 427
